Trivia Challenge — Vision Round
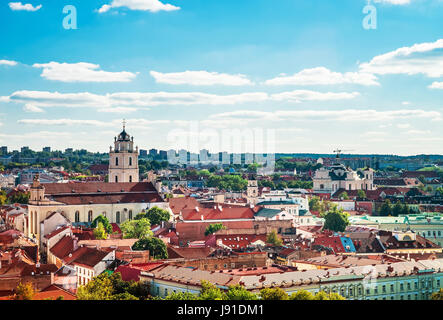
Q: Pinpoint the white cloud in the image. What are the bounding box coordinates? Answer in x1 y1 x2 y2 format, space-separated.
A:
8 2 42 11
405 129 432 135
32 62 137 83
270 90 360 103
265 67 379 86
23 104 44 113
397 123 411 129
18 119 110 126
359 39 443 77
98 0 180 13
7 88 356 111
0 60 18 66
97 107 139 114
211 109 441 122
429 82 443 89
150 70 253 86
373 0 411 5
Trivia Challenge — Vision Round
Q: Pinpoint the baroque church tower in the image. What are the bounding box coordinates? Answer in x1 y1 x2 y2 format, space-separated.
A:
109 120 139 183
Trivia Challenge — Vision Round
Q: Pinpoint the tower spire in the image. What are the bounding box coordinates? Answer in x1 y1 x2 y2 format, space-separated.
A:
122 118 126 131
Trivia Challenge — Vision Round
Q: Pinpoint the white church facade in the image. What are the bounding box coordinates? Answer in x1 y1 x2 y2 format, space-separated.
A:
312 162 375 194
25 125 169 243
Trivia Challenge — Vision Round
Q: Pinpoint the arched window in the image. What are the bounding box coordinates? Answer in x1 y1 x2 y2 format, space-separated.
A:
129 157 132 166
115 157 119 166
129 175 132 183
88 210 93 223
129 210 133 220
116 211 121 224
75 211 80 223
115 175 118 183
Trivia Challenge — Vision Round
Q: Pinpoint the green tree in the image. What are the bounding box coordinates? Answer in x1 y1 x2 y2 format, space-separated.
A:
132 237 168 259
165 291 199 300
392 201 403 217
91 215 113 233
77 273 114 300
77 272 149 300
199 281 226 300
0 190 7 205
120 218 153 239
357 189 367 200
14 282 35 300
378 200 392 216
259 288 288 300
93 222 108 240
226 285 258 300
8 192 30 204
204 223 226 236
289 290 315 300
136 207 170 226
112 292 139 300
266 230 283 246
340 192 349 200
323 205 350 233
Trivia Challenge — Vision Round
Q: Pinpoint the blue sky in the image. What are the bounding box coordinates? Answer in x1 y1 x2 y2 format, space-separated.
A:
0 0 443 155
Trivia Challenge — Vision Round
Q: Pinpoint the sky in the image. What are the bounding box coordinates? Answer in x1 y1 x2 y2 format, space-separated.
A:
0 0 443 155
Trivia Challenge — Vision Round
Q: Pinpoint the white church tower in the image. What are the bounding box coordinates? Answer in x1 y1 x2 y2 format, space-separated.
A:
109 120 139 183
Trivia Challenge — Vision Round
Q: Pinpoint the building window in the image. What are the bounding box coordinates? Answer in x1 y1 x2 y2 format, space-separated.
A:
129 210 133 220
116 157 119 166
382 285 386 293
75 211 80 223
407 282 411 290
129 175 132 183
115 175 118 183
129 157 132 166
390 284 394 292
116 211 121 224
400 283 404 291
88 210 93 223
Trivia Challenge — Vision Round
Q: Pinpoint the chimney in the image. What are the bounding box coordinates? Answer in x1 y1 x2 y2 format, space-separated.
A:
201 215 204 221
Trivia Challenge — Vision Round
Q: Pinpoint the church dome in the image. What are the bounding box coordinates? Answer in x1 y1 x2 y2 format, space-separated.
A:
117 129 131 141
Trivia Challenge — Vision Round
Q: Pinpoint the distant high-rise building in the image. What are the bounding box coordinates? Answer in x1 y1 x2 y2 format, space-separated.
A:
149 149 158 157
140 149 148 158
21 146 30 153
43 147 51 153
0 146 7 155
65 148 73 154
159 150 167 160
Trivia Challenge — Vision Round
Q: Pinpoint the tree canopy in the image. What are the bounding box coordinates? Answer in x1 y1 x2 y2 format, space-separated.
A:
91 215 112 233
135 207 170 226
322 204 350 233
120 218 153 239
266 230 283 247
204 223 226 236
132 237 168 260
76 272 149 300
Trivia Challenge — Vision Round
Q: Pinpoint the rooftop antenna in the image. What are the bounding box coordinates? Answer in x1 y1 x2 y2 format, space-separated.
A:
333 149 354 159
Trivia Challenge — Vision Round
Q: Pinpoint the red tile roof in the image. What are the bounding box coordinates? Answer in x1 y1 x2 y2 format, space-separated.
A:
50 235 77 260
44 226 71 239
42 181 157 194
181 207 255 221
34 285 77 300
168 197 200 214
69 247 111 268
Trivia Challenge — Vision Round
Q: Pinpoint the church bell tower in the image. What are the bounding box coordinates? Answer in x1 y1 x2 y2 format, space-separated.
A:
108 120 139 183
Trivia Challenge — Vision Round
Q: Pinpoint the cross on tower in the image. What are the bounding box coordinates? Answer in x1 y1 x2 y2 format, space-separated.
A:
122 119 126 130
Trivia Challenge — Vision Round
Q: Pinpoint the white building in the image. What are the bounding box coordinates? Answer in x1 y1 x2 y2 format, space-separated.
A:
313 162 375 194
